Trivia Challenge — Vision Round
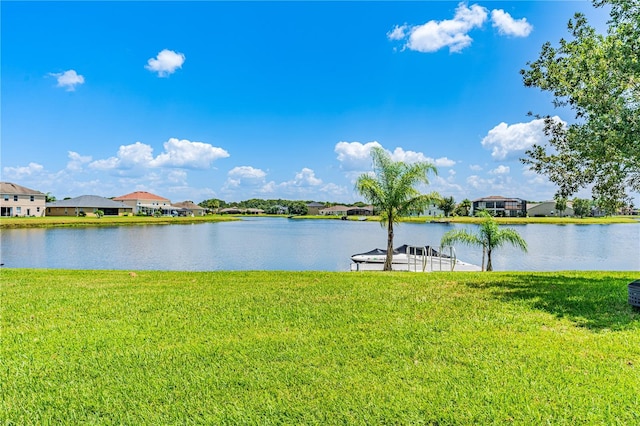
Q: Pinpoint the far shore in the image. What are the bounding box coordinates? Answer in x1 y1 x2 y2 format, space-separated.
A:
0 214 238 229
290 214 638 225
1 213 637 229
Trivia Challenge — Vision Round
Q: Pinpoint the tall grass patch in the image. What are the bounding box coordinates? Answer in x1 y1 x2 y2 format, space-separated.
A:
2 270 638 424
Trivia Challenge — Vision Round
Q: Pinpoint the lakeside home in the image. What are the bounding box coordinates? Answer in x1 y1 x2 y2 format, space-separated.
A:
172 201 206 216
113 191 172 216
306 202 325 215
527 201 576 217
319 205 374 216
472 196 527 217
46 195 133 216
0 182 46 217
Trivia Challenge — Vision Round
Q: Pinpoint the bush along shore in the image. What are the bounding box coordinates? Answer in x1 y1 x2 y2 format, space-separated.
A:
2 269 639 424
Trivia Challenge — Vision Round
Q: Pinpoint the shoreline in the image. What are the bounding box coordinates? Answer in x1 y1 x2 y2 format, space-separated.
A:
0 214 637 229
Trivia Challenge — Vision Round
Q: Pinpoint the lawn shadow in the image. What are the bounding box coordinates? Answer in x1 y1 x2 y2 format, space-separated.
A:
465 273 640 331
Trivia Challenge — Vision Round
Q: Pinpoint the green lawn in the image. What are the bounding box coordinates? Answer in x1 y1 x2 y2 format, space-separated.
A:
2 269 639 424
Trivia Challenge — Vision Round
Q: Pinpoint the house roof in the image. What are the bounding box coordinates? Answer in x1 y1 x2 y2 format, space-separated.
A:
46 195 132 209
320 205 349 212
0 182 45 195
173 201 205 210
473 195 524 202
307 202 325 207
113 191 170 202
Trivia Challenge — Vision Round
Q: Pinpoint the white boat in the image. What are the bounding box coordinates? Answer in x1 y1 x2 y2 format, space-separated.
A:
350 244 481 272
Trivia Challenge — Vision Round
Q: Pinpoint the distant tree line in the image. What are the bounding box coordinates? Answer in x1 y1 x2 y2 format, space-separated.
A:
198 198 376 215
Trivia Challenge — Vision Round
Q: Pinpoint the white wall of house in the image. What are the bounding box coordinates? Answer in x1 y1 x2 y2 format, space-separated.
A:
527 202 575 217
421 203 445 217
1 192 46 217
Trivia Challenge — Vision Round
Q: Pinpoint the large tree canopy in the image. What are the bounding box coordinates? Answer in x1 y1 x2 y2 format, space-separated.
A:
520 0 639 208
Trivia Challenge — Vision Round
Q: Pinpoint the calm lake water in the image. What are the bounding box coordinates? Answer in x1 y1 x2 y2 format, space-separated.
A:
1 217 639 271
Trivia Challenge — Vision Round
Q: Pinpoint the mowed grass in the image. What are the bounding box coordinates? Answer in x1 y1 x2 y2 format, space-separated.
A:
2 269 639 424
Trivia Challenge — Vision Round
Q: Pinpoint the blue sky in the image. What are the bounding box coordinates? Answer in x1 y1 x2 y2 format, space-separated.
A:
2 1 618 204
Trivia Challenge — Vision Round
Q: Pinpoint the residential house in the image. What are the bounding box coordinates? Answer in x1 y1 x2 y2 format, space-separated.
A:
346 205 374 216
113 191 172 215
46 195 133 216
0 182 46 217
527 201 575 217
319 205 350 216
218 207 264 214
270 205 289 215
172 201 206 216
306 202 325 215
219 207 243 214
421 202 445 217
472 196 527 217
319 205 374 216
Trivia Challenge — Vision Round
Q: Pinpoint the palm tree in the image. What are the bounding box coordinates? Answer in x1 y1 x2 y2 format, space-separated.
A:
440 212 527 271
438 196 456 217
355 146 439 271
456 198 472 217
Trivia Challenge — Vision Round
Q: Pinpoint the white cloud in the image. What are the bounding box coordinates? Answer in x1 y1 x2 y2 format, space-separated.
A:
491 9 533 37
288 168 323 187
222 167 330 199
434 157 456 168
66 151 92 172
390 3 533 53
319 183 349 197
49 70 85 91
2 162 44 179
224 166 268 189
228 166 267 180
466 174 512 192
90 142 153 171
387 25 408 41
489 165 510 175
390 3 488 53
260 181 277 193
469 164 483 171
277 168 338 197
481 116 564 160
89 138 229 172
166 170 188 184
335 141 454 175
334 141 382 171
145 49 185 77
151 138 229 168
389 147 429 163
390 148 455 168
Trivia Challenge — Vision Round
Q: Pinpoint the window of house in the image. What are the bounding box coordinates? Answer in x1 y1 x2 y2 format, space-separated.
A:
16 207 21 214
14 195 18 201
3 195 8 201
30 195 35 201
37 207 40 212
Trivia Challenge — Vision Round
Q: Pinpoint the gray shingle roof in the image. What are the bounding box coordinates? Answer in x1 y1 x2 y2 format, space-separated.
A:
0 182 45 195
46 195 131 209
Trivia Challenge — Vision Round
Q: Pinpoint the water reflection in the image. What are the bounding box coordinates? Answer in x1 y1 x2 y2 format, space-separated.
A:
1 217 638 271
